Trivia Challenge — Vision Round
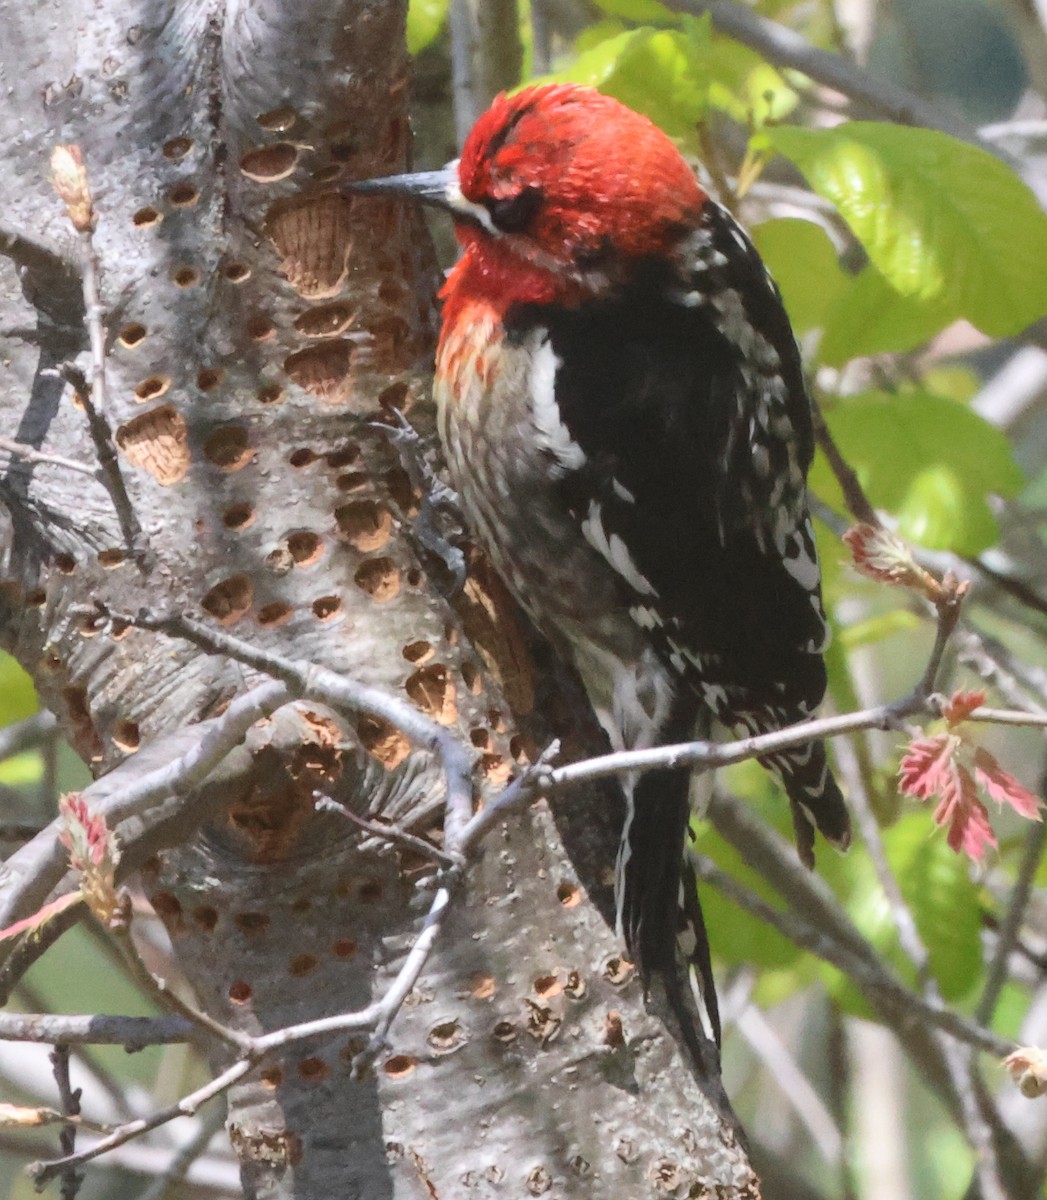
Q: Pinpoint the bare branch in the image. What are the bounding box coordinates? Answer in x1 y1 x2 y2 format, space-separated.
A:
0 438 100 479
0 1012 192 1047
812 401 880 526
316 795 456 869
692 852 1011 1060
49 1045 83 1200
30 1057 254 1185
977 815 1047 1027
0 681 293 972
108 606 475 849
55 151 147 564
0 711 57 761
131 1104 227 1200
659 0 996 151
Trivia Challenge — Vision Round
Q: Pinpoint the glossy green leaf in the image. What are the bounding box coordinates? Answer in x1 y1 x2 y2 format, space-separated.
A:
406 0 448 55
810 390 1024 554
544 27 709 138
768 122 1047 336
752 218 847 333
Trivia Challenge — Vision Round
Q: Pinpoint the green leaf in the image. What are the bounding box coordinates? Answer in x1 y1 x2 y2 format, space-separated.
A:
921 365 980 403
544 28 709 138
989 981 1031 1041
752 218 847 333
573 18 628 54
697 826 804 972
826 813 981 1012
707 38 797 125
406 0 448 56
0 653 39 726
810 390 1024 554
886 813 982 1001
768 122 1047 336
590 0 676 21
0 752 43 789
819 265 959 365
839 609 921 651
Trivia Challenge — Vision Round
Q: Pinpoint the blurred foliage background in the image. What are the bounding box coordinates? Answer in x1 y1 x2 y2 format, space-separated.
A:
6 0 1047 1196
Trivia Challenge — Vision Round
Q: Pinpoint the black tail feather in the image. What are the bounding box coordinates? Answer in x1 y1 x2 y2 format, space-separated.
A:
618 761 720 1046
763 739 850 869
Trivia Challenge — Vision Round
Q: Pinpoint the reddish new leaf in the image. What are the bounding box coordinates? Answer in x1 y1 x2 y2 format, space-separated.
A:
973 747 1044 821
58 792 120 924
943 689 987 727
899 732 998 861
843 523 941 599
0 892 81 944
898 733 956 800
932 760 996 860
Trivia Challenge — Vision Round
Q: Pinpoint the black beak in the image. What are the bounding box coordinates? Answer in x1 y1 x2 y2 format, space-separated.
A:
346 165 459 214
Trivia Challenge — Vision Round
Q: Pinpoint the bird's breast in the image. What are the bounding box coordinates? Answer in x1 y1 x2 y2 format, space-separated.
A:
435 308 649 659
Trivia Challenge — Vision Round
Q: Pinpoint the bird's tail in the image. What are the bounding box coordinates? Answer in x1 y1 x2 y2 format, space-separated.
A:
762 739 851 869
616 761 721 1046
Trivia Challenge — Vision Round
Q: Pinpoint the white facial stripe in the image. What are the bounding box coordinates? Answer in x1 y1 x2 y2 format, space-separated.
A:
446 180 497 234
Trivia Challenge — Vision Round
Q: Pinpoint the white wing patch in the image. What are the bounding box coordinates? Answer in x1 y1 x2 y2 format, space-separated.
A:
529 334 586 474
582 500 658 597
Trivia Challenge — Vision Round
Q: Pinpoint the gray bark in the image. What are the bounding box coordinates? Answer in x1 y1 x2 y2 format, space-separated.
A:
0 1 757 1195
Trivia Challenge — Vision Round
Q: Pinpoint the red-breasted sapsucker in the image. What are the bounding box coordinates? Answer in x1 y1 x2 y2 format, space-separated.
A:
354 84 850 1043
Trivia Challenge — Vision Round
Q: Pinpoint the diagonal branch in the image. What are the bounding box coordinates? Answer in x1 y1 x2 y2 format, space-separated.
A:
659 0 998 152
104 605 475 849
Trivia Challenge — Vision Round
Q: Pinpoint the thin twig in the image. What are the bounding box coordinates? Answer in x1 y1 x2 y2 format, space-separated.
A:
30 1057 255 1185
833 733 931 981
734 1002 843 1167
49 1045 83 1200
812 401 879 526
837 726 1009 1193
107 911 249 1052
316 795 455 869
131 1104 227 1200
977 815 1047 1027
965 556 1047 621
107 606 475 852
916 584 964 697
70 208 147 563
0 438 100 479
691 854 1012 1060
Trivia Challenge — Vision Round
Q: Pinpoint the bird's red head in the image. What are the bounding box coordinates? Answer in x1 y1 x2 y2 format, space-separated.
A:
449 85 706 306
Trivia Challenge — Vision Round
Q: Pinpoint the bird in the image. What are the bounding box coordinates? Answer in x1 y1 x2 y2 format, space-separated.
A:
351 84 850 1044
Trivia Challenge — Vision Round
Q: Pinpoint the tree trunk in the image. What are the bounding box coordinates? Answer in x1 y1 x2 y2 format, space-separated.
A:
0 1 758 1195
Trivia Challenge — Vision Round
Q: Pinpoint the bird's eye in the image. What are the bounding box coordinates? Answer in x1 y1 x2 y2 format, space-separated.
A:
486 186 543 233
